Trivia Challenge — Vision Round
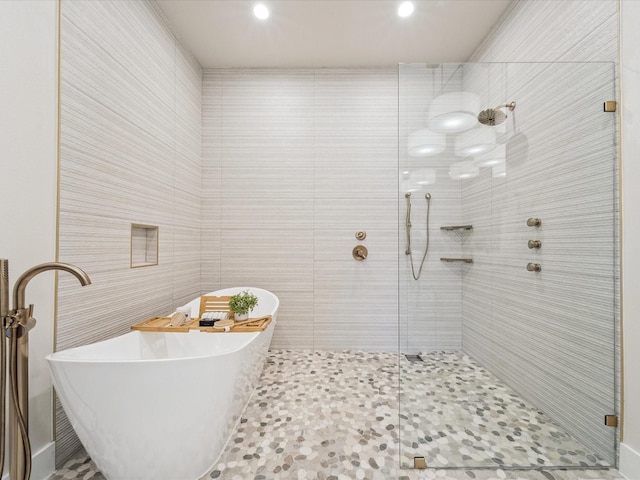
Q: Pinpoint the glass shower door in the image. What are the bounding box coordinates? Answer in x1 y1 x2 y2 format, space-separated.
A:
398 62 618 470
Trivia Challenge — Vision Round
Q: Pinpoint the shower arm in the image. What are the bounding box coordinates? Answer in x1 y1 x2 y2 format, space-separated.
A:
495 101 516 111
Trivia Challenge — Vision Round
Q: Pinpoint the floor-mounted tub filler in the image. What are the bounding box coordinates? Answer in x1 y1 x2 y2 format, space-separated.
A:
47 287 279 480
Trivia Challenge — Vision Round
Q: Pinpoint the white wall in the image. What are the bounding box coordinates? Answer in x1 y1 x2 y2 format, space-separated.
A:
620 1 640 477
0 1 58 478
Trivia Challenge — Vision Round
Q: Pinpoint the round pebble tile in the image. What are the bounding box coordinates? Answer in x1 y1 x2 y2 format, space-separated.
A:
50 350 621 480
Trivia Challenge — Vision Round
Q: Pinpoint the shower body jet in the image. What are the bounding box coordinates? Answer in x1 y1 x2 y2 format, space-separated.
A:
477 101 516 126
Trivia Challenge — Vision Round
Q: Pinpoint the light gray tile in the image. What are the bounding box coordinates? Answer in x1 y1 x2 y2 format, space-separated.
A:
58 0 202 465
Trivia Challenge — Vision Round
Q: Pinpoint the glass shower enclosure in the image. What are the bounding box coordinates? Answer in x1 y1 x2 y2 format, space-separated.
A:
398 62 618 470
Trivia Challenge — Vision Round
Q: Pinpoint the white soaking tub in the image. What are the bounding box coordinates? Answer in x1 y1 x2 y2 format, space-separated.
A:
47 287 278 480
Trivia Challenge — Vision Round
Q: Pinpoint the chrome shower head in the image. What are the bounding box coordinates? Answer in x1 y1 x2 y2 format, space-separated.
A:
477 101 516 126
478 108 507 126
425 193 431 200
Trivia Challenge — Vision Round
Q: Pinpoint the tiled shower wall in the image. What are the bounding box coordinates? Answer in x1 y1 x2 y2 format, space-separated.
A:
57 0 202 465
398 64 467 352
201 68 401 351
201 67 467 352
462 0 619 464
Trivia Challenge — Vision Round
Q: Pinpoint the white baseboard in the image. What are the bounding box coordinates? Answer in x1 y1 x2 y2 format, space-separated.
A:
620 442 640 480
1 441 55 480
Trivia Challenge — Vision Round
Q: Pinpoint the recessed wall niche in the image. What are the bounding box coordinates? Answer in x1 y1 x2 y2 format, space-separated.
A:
130 224 158 268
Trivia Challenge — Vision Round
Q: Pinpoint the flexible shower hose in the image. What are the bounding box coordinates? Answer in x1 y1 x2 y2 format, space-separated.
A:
8 321 31 480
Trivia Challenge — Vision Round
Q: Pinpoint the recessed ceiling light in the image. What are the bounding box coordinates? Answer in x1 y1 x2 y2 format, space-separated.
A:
253 4 269 20
397 1 414 17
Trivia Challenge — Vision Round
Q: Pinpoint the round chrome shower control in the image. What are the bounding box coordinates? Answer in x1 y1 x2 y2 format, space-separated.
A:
352 245 368 261
526 217 542 227
528 240 542 249
355 230 367 241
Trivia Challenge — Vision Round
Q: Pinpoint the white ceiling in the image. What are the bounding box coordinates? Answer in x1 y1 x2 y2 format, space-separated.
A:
156 0 513 68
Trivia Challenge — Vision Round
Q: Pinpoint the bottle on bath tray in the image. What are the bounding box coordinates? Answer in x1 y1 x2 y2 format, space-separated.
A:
169 311 186 327
176 306 191 323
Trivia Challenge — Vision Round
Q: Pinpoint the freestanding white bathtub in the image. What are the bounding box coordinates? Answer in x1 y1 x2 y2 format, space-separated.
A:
47 287 278 480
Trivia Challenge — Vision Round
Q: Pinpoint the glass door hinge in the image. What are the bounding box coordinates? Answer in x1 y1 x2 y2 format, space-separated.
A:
414 457 427 469
604 101 617 112
604 415 618 427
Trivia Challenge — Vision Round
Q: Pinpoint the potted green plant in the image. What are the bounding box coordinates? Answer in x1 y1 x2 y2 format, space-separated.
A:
228 290 258 321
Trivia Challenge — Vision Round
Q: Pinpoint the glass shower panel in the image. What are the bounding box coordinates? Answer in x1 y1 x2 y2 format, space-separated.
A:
398 62 617 470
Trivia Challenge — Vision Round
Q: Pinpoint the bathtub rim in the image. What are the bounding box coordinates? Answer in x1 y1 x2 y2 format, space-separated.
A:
47 287 279 364
45 329 271 364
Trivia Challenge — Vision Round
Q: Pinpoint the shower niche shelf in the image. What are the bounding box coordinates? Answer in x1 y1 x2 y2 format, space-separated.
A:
440 225 473 264
440 225 473 231
131 223 158 268
440 258 473 264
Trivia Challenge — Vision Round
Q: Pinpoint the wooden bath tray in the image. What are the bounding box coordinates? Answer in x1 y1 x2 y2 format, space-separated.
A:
194 315 272 333
131 294 272 333
130 316 199 332
131 315 272 333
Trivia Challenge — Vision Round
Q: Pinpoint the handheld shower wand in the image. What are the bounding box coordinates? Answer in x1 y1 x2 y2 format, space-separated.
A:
405 193 431 280
1 259 9 476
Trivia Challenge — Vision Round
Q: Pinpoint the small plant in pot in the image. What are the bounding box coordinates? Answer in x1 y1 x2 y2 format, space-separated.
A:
229 290 258 321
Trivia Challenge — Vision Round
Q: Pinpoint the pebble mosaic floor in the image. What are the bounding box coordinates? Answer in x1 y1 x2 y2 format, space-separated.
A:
51 350 624 480
399 352 611 469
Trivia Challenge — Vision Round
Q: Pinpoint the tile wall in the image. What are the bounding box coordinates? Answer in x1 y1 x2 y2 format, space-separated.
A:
463 0 619 465
461 61 617 464
201 68 402 351
56 0 202 465
398 63 467 352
